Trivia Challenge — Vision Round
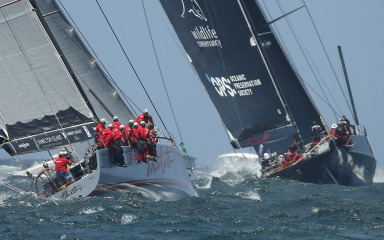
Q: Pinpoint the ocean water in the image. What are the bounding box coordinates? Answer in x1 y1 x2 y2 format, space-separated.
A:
1 159 384 240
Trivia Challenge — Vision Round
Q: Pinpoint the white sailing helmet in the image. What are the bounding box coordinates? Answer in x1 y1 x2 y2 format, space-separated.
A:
119 125 124 130
144 109 148 113
108 124 113 128
140 121 146 126
332 124 337 128
128 119 134 123
113 116 118 121
100 118 107 123
133 122 139 127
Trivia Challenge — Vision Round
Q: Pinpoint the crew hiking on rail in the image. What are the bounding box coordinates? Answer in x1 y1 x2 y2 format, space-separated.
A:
94 109 160 166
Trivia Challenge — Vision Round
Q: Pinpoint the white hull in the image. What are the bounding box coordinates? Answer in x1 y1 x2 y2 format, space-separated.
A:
49 164 100 199
91 145 196 200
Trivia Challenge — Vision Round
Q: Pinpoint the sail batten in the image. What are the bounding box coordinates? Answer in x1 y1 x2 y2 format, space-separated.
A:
0 0 94 141
34 0 136 124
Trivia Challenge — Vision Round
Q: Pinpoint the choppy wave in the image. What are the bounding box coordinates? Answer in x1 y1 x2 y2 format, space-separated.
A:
0 158 384 239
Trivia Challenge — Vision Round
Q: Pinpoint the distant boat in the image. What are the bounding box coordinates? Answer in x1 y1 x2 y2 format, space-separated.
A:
0 0 195 199
159 0 376 186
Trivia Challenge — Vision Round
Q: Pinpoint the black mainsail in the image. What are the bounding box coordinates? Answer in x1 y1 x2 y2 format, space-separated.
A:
160 0 298 149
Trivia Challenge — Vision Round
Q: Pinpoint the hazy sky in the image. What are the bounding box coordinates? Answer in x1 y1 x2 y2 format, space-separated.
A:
1 0 383 175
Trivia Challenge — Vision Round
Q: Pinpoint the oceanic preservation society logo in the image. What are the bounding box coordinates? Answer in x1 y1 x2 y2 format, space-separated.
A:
205 73 262 97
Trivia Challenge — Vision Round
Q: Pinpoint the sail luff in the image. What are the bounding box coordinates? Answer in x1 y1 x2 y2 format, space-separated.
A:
236 0 293 124
34 0 136 124
29 0 98 122
243 0 324 144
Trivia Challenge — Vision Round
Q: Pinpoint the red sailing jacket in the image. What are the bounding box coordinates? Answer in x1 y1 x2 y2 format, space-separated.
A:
95 123 105 146
131 127 140 141
135 113 154 124
112 121 122 130
137 126 150 141
102 128 114 146
122 126 132 145
113 128 122 142
55 157 72 173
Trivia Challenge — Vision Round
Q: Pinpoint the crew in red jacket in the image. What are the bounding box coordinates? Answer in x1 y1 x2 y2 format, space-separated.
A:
146 123 158 160
55 151 74 183
136 121 148 163
113 125 124 145
112 116 122 130
135 109 154 124
150 127 159 144
130 122 140 148
101 124 114 149
95 118 107 148
122 120 134 146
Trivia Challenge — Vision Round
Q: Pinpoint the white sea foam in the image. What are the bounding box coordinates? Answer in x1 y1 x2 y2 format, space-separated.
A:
373 168 384 183
236 190 261 201
121 214 136 224
206 153 261 178
0 165 21 180
193 169 213 189
79 207 104 214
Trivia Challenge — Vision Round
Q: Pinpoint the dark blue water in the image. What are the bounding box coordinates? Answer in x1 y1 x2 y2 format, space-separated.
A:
1 159 384 240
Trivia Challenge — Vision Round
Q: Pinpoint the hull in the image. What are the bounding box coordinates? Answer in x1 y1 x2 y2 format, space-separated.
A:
90 144 196 200
266 134 376 186
25 144 195 200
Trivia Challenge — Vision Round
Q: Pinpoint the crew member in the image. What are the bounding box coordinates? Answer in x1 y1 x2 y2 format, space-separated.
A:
135 109 154 125
101 124 114 149
130 122 140 149
334 121 353 149
112 116 122 130
136 121 149 163
146 123 158 160
340 115 352 135
311 121 322 146
55 151 75 184
95 118 107 148
113 125 124 146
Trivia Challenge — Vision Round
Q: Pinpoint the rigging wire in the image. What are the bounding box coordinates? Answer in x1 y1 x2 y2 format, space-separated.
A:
141 0 184 143
95 0 170 134
56 0 140 116
0 3 82 162
274 0 338 121
0 180 24 194
302 0 354 118
261 0 341 119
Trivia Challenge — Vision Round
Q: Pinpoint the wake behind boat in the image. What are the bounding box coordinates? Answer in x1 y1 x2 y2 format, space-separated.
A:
0 0 196 200
159 0 376 186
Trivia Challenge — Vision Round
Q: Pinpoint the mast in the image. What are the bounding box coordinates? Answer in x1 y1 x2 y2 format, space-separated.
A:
29 0 99 122
337 46 359 125
236 0 301 141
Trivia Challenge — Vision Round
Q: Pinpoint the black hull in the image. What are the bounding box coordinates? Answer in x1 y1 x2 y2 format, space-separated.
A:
267 135 376 186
